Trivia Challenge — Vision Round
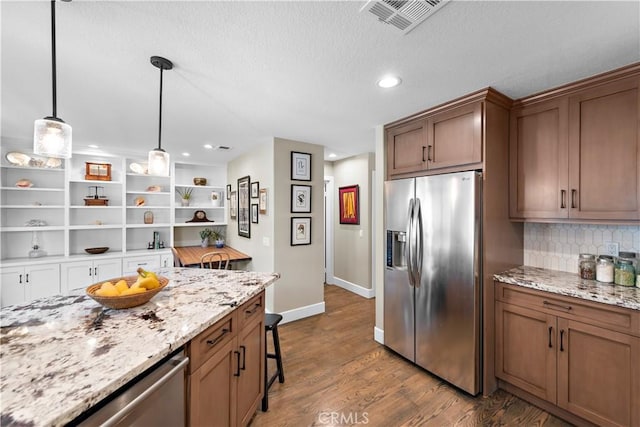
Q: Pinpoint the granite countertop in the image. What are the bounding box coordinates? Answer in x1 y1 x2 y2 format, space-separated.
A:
0 267 280 427
494 266 640 311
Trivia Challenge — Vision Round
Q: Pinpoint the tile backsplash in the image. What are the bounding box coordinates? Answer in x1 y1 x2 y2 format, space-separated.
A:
524 223 640 274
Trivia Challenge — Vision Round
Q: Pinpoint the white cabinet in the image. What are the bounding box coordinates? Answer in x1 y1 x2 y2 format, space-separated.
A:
161 253 173 268
61 258 122 294
1 264 61 307
122 254 162 275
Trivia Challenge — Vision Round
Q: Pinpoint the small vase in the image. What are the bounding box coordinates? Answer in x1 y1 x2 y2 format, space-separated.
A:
201 237 209 248
215 239 224 248
181 198 190 207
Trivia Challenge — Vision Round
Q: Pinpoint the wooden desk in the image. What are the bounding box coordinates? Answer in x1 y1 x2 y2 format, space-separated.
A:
172 245 252 267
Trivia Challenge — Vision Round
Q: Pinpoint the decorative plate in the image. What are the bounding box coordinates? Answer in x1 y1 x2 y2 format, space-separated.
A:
45 158 62 168
6 152 31 167
15 179 33 188
129 162 148 174
85 247 109 255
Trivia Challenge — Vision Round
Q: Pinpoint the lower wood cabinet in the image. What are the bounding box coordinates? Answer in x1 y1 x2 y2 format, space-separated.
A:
188 291 265 427
495 282 640 426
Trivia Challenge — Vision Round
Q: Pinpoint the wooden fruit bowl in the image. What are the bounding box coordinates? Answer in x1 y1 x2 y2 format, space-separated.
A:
86 275 169 309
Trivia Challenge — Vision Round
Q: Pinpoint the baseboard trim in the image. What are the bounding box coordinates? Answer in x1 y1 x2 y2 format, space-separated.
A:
273 302 326 325
331 277 375 299
374 326 384 345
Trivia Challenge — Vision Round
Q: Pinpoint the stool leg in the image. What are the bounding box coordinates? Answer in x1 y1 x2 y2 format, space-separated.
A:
262 329 269 412
272 325 285 383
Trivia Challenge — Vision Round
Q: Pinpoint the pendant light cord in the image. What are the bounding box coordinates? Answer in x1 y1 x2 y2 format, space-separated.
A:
50 0 57 118
158 66 164 150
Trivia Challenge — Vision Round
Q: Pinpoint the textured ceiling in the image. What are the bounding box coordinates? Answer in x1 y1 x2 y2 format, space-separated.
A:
2 1 639 163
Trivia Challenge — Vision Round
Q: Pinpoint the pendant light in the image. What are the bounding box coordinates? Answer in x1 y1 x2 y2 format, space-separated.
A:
147 56 173 176
34 0 72 159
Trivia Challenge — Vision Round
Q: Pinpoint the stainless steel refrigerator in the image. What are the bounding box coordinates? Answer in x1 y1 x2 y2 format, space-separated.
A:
384 170 482 395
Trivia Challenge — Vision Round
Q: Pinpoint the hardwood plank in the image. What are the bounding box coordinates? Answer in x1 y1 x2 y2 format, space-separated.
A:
250 285 571 426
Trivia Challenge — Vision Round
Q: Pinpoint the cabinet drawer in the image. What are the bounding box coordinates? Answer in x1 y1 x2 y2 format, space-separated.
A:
238 292 264 329
496 282 639 336
122 255 161 275
189 312 236 373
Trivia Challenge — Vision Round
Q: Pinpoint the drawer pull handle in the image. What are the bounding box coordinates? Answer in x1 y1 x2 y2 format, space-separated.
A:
560 329 565 352
543 301 572 312
560 190 566 209
571 189 577 209
19 274 23 284
548 326 553 348
25 274 29 283
245 303 261 315
240 345 246 370
206 328 230 347
427 145 433 162
234 351 241 376
422 146 426 162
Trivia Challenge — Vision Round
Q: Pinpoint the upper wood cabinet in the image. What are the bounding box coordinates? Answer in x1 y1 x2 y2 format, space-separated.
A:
386 119 428 177
386 89 503 180
510 66 640 222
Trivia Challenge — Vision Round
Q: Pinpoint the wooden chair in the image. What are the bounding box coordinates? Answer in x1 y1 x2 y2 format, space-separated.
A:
171 247 183 267
200 251 231 270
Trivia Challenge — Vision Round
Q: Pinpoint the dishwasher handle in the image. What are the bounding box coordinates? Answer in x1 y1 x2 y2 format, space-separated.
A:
100 355 189 427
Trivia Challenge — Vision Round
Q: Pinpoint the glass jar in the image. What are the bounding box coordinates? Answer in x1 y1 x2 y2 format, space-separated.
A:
614 258 636 287
596 256 614 283
578 253 596 280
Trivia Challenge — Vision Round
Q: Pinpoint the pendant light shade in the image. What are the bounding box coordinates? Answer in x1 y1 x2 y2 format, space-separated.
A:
34 0 72 159
147 56 173 176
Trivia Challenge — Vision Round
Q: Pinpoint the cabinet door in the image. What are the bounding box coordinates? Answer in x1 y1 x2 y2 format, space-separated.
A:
427 102 483 170
61 260 93 294
386 119 428 177
495 302 557 402
236 316 265 427
568 77 640 220
94 259 122 283
1 267 25 307
122 255 160 275
510 98 569 219
190 339 238 427
26 264 60 301
557 318 640 427
160 253 173 268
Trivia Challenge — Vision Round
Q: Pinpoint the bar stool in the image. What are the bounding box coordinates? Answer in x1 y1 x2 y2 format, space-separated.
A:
262 313 284 412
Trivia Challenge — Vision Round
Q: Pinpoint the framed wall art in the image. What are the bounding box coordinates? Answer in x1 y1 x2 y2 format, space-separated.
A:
291 184 311 213
259 188 268 214
226 184 232 200
291 151 311 181
230 191 237 219
339 185 359 225
291 217 311 246
251 204 259 224
237 175 251 238
251 181 259 198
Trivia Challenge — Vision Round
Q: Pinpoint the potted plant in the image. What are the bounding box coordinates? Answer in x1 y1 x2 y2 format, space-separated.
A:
176 187 193 206
199 228 212 247
211 227 225 248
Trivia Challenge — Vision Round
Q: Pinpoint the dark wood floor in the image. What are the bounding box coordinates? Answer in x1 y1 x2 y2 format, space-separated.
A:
250 285 572 427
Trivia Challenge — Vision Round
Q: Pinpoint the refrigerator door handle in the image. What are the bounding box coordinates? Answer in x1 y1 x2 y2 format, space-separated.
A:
413 198 423 287
406 198 415 287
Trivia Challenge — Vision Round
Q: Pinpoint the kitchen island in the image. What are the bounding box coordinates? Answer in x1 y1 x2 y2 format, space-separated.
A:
0 267 279 426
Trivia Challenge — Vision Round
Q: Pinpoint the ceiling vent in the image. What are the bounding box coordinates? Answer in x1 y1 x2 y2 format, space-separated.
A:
361 0 449 34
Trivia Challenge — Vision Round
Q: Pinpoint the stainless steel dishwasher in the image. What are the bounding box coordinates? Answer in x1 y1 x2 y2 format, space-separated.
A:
75 350 189 427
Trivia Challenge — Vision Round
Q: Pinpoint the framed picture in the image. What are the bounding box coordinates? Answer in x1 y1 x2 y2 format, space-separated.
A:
251 204 259 224
291 184 311 213
291 217 311 246
230 191 237 219
237 175 251 238
259 188 268 214
291 151 311 181
339 185 359 224
251 181 259 198
226 184 232 200
85 162 112 181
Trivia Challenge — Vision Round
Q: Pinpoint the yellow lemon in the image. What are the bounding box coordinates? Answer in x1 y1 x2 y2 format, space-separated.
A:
96 287 119 297
121 287 146 296
115 280 129 293
99 281 115 291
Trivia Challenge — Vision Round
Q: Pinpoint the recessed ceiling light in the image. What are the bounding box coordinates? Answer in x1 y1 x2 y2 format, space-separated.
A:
377 76 402 88
328 153 337 158
182 152 190 157
88 144 99 149
203 144 213 149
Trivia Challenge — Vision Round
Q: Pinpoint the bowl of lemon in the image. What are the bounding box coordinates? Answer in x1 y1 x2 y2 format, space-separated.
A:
86 268 169 309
